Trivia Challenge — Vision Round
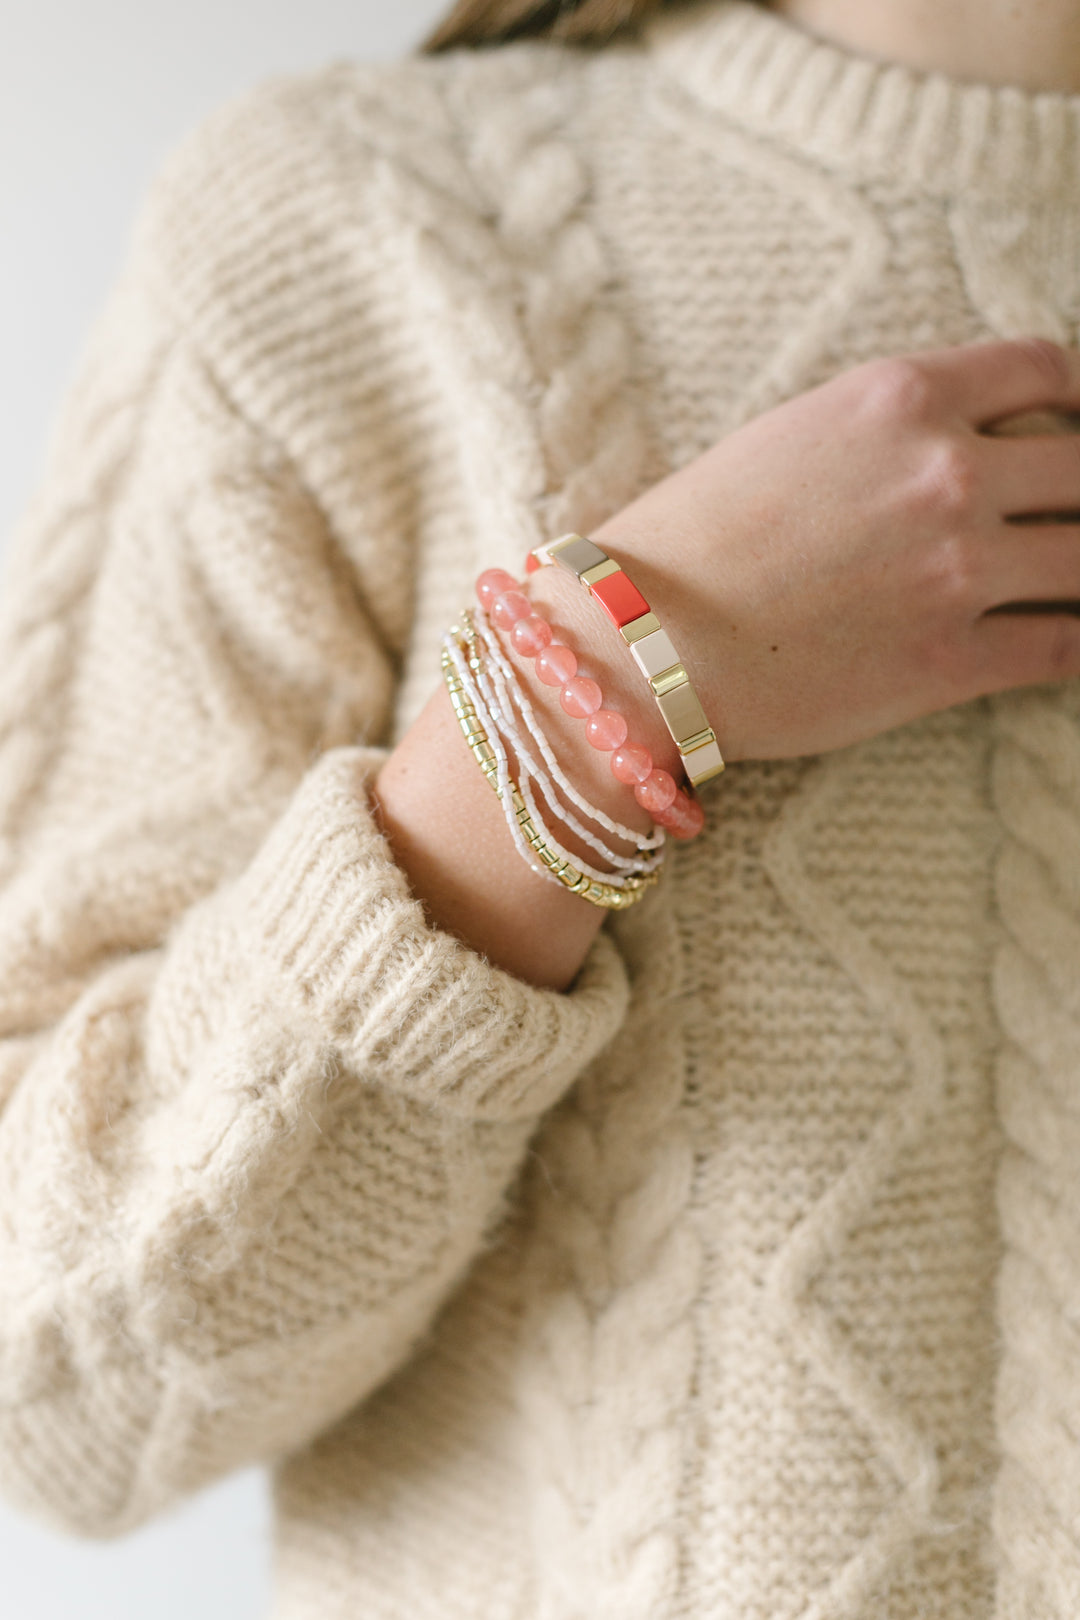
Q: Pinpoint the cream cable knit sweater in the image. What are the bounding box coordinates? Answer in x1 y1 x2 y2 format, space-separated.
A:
2 2 1079 1614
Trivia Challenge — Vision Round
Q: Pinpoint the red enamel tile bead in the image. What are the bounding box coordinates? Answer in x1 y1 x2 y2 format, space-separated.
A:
588 569 651 629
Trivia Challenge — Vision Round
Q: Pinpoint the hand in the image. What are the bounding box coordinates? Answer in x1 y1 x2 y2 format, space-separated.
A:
591 337 1080 762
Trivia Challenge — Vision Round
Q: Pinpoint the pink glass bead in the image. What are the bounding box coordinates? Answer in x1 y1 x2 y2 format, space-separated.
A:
476 568 519 610
559 676 603 718
655 790 706 840
510 613 553 657
535 643 578 687
584 708 628 751
634 768 677 814
491 589 532 630
610 743 653 785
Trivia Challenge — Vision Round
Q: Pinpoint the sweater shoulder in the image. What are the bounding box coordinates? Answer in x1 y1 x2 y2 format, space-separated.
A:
122 41 612 472
132 42 601 339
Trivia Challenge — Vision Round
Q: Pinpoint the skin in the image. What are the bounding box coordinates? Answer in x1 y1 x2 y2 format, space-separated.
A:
771 0 1080 93
373 5 1080 992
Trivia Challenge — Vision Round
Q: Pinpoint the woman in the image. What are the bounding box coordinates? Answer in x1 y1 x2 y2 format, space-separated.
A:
0 0 1077 1613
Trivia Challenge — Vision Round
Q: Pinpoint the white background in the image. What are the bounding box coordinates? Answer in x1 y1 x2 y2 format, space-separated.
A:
0 3 445 1616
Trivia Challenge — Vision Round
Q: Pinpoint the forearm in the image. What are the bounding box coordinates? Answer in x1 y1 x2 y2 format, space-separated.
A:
372 561 683 993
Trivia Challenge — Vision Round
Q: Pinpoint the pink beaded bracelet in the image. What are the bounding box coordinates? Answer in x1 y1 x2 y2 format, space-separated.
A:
476 567 705 840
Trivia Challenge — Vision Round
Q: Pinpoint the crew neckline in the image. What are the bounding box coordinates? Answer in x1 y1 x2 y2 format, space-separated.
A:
643 0 1080 198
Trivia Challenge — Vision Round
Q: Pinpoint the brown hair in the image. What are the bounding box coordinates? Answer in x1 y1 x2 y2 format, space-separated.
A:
421 0 670 53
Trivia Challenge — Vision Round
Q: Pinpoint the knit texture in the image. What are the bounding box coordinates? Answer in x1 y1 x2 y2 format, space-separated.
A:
2 2 1080 1614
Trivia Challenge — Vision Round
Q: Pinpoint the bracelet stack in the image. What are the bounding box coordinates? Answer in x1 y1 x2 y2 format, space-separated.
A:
442 610 664 910
441 541 717 910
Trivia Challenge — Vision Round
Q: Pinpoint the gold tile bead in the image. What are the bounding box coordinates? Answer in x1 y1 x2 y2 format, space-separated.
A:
579 558 622 588
683 735 726 786
619 611 662 645
648 663 688 700
656 683 711 745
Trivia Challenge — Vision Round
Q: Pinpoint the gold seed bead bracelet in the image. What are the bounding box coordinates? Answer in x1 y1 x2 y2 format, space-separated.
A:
440 628 660 911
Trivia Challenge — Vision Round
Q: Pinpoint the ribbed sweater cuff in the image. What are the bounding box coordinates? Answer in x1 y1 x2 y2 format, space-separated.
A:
233 745 631 1121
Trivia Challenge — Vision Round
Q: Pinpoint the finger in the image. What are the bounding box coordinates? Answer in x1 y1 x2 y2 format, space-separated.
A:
911 338 1080 429
982 432 1080 518
984 524 1080 611
975 606 1080 693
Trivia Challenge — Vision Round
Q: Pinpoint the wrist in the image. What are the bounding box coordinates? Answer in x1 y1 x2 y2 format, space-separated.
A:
527 528 726 784
522 565 685 804
588 514 737 766
491 567 659 848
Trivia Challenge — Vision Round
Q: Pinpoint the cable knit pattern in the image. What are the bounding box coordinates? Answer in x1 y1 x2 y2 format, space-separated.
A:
4 3 1080 1615
0 266 173 890
445 53 650 545
516 887 701 1620
0 73 632 1539
990 685 1080 1619
425 57 698 1620
760 752 946 1615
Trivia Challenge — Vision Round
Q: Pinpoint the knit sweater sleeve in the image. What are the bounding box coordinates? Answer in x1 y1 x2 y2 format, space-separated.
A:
0 88 630 1539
